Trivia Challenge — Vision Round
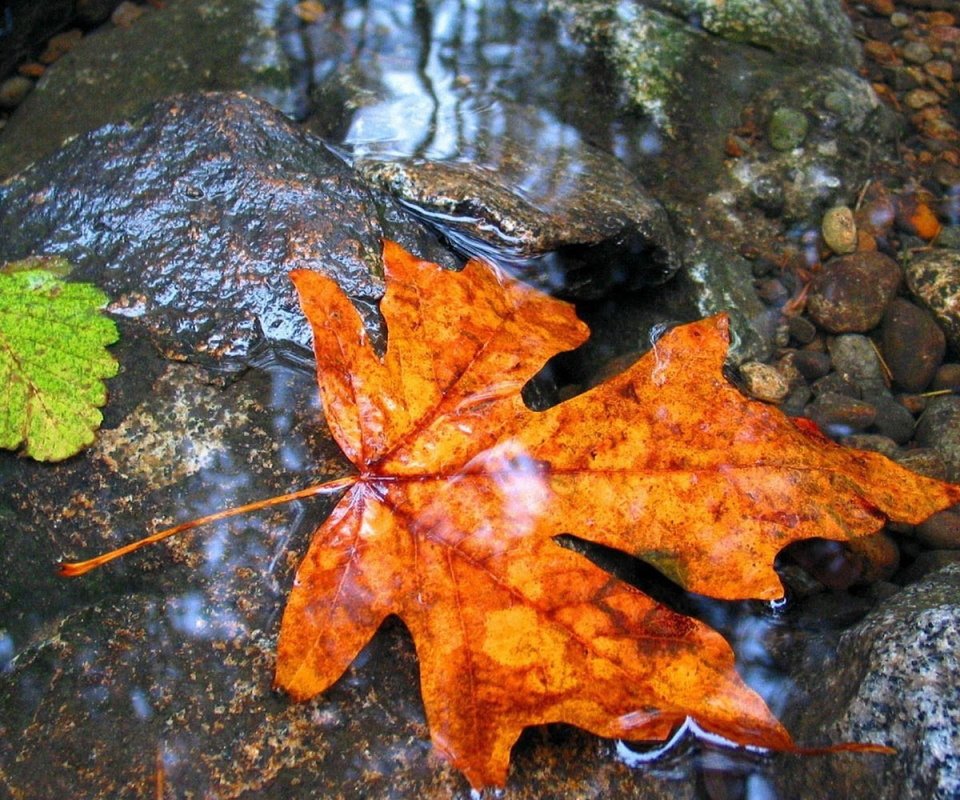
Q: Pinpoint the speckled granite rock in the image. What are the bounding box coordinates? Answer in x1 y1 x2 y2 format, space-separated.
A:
781 563 960 800
906 249 960 352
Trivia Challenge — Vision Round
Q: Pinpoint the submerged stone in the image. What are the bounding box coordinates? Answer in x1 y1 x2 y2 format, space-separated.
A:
0 0 303 177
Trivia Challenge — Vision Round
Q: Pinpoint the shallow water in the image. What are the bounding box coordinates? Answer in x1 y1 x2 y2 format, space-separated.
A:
0 1 899 798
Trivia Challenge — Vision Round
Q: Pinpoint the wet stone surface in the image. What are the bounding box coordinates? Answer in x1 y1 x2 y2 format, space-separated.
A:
781 563 960 800
356 137 679 297
0 92 452 366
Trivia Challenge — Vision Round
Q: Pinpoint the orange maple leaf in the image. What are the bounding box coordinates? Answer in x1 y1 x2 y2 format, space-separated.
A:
62 241 960 789
275 242 959 787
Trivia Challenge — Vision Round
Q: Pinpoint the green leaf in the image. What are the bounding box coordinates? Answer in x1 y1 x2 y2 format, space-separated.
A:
0 269 119 462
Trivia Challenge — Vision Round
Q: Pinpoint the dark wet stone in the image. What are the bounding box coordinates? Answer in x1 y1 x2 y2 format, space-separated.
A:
882 298 947 392
894 447 949 482
841 434 900 459
898 550 960 585
788 315 818 344
870 394 916 445
807 251 902 333
915 395 960 482
804 391 877 436
905 249 960 351
0 92 451 366
932 363 960 391
76 0 124 24
916 508 960 550
355 141 679 299
792 349 833 380
781 563 960 800
811 372 861 398
0 0 303 177
676 238 778 362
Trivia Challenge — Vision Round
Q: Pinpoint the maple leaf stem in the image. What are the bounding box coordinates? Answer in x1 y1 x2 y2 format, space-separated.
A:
57 475 356 577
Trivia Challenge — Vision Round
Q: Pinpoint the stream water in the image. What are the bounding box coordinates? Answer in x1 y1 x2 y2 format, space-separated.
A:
0 1 913 798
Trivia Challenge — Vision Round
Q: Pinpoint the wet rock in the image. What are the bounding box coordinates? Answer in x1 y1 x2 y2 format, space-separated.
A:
915 507 960 550
905 249 960 351
807 251 902 333
0 93 451 366
804 391 877 436
792 349 833 380
821 205 858 255
902 40 934 65
739 361 790 403
0 76 33 109
639 0 862 65
932 363 960 390
0 0 303 177
895 448 950 482
812 370 861 398
354 117 679 297
870 395 916 445
841 433 900 459
827 334 887 393
676 238 777 362
881 298 946 392
915 395 960 482
548 0 860 132
788 315 818 345
768 107 809 151
782 563 960 800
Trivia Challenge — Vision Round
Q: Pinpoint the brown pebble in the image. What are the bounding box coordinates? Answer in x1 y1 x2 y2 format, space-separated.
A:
807 251 902 333
865 40 901 65
905 88 941 109
805 392 878 434
925 59 954 81
0 76 33 109
915 507 960 549
932 363 960 390
792 349 833 380
847 531 900 584
855 184 896 237
39 29 82 65
928 11 957 27
897 393 929 415
112 1 146 27
864 0 895 14
17 62 45 78
882 298 946 391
